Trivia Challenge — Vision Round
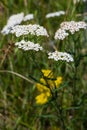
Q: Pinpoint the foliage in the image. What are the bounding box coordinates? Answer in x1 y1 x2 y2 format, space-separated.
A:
0 0 87 130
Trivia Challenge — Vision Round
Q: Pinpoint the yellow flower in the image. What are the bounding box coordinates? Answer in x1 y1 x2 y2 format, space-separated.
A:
36 78 48 92
35 69 62 105
35 92 50 104
55 77 62 87
41 69 53 78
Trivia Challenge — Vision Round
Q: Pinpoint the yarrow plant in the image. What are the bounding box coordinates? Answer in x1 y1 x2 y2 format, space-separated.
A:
11 24 49 37
48 51 74 62
54 28 69 40
54 21 87 40
15 40 43 51
23 14 34 21
0 2 87 129
46 11 65 18
1 12 24 35
1 12 34 35
73 0 86 4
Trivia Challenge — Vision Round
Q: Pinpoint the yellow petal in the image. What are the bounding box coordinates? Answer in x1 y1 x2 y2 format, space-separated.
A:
41 69 53 78
36 78 49 92
55 77 62 87
35 93 48 104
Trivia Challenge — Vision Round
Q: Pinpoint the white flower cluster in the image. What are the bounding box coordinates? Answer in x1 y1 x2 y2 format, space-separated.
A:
1 13 34 35
15 40 43 51
11 24 49 37
48 51 74 62
54 21 87 40
60 21 87 34
54 28 69 40
46 11 65 18
1 12 24 35
23 14 34 21
73 0 86 4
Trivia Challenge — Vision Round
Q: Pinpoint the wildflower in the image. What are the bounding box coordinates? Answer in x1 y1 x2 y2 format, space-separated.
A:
54 28 69 40
1 12 24 35
54 21 87 40
11 24 49 37
46 11 65 18
35 89 50 104
73 0 86 4
48 51 74 62
35 69 62 104
42 69 53 78
60 21 87 34
23 14 34 21
15 40 43 51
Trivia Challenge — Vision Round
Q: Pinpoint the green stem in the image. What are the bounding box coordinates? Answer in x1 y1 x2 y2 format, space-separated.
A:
52 98 66 130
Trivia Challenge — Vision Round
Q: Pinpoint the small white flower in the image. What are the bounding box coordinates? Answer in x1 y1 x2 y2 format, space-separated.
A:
11 24 49 37
23 14 34 21
73 0 86 4
48 51 74 62
1 12 24 35
15 40 43 51
46 11 65 18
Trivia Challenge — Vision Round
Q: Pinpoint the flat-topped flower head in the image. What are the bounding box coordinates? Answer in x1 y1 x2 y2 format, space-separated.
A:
54 28 69 40
54 21 87 40
73 0 86 4
15 40 43 51
1 12 24 35
48 51 74 62
23 14 34 21
11 24 49 37
46 11 65 18
60 21 87 34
